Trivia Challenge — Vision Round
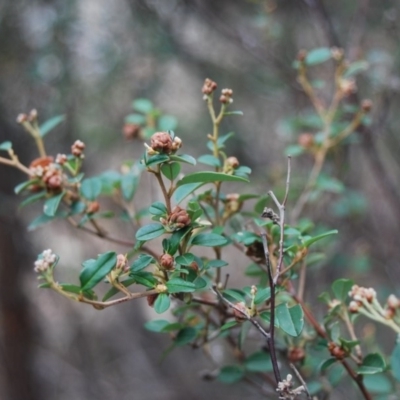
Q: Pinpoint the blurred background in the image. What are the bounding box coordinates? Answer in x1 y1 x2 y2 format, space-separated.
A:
1 0 400 399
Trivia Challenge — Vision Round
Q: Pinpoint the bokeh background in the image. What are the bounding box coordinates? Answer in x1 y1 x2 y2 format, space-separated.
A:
1 1 400 399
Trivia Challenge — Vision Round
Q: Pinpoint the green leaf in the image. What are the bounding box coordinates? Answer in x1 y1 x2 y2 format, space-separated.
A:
80 177 102 200
316 175 344 194
158 115 178 131
161 162 181 181
223 289 247 303
320 358 337 372
125 113 146 125
303 229 338 248
197 154 221 167
19 191 46 208
102 278 136 301
191 233 228 247
27 214 55 231
172 182 204 204
208 132 234 151
154 293 171 314
166 278 196 293
218 366 245 384
144 319 170 332
175 253 194 266
135 223 165 241
177 171 248 186
206 259 229 268
220 321 238 331
149 202 168 216
79 252 117 291
344 61 369 78
60 284 82 295
145 154 170 168
254 287 271 305
332 279 354 301
14 180 35 194
285 144 305 157
357 353 387 375
244 351 273 372
130 271 157 288
0 141 12 151
223 110 243 116
391 340 400 382
305 47 332 66
39 115 65 137
193 276 207 289
43 192 65 217
121 173 139 201
174 327 197 346
169 154 196 165
364 374 393 394
275 303 304 337
132 98 153 114
131 254 154 272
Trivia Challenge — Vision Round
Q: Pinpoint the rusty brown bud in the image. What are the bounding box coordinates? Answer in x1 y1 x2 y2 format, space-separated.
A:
297 49 308 62
87 201 100 214
361 99 373 113
123 123 141 140
30 156 54 170
167 206 191 230
298 133 315 148
150 132 173 154
202 78 218 95
147 293 158 307
160 254 174 270
328 342 346 360
189 261 199 273
288 347 306 363
46 174 63 190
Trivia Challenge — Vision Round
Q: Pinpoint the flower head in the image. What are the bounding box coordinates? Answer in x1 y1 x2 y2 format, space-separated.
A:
34 249 57 273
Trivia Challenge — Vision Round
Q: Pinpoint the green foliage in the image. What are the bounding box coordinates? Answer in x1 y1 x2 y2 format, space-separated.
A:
6 53 399 400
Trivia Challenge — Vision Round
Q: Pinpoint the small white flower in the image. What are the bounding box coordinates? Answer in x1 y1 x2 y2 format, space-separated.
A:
34 249 57 273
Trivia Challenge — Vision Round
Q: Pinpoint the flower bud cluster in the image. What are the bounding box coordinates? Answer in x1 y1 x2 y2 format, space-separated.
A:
202 78 217 96
222 193 242 219
161 206 191 231
115 254 130 273
331 47 344 61
349 285 376 304
17 109 38 124
146 132 182 155
55 153 68 165
223 156 239 174
29 156 64 192
71 140 85 158
276 374 305 398
219 88 233 104
34 249 57 273
338 78 357 97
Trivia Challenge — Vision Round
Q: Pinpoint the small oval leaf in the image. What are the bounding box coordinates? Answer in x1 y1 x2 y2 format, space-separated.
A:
80 252 117 291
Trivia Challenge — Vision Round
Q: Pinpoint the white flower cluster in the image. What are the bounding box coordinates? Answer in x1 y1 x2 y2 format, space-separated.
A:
34 249 57 273
276 374 305 399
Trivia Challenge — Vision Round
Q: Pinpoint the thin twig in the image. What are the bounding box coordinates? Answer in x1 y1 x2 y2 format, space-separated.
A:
290 363 312 400
259 231 281 384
